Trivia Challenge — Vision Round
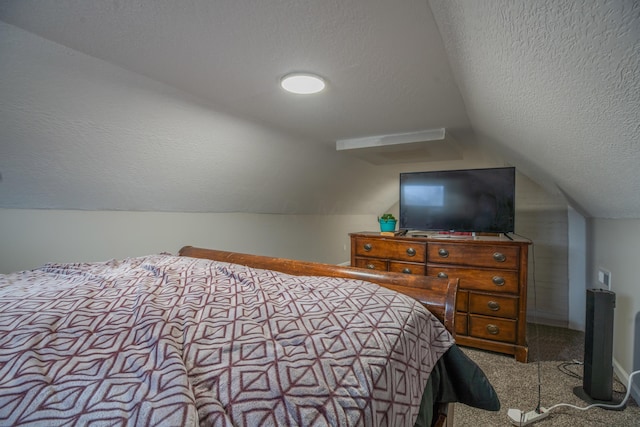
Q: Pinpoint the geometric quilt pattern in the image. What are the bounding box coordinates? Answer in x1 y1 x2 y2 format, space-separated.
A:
0 254 454 426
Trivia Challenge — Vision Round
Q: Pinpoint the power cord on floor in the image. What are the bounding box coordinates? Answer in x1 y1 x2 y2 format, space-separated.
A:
508 233 638 425
556 360 628 394
557 360 583 380
508 370 640 426
546 369 639 412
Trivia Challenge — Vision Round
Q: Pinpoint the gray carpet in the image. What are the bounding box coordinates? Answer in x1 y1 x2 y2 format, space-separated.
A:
453 324 640 426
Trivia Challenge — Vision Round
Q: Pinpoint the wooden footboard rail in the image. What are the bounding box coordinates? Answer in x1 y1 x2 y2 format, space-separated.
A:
179 246 458 334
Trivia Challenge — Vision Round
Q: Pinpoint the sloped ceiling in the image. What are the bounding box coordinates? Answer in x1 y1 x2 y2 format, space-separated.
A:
430 0 640 218
0 0 638 218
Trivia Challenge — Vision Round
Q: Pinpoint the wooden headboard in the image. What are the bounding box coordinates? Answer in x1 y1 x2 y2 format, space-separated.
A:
178 246 458 334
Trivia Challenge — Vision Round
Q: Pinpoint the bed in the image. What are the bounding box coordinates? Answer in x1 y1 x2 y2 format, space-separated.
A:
0 246 499 426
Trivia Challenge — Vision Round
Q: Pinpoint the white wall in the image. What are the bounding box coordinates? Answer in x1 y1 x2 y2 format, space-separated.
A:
590 219 640 398
0 22 404 217
567 206 587 330
2 171 570 325
0 209 383 274
514 174 569 327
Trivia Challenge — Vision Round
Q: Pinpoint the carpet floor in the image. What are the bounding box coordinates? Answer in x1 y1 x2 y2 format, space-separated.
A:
453 323 639 426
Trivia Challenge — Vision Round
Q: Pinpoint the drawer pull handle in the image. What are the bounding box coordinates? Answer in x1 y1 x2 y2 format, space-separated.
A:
438 248 449 258
486 324 500 335
366 263 375 269
406 248 416 257
493 252 506 262
492 276 505 286
437 272 448 279
402 268 412 274
487 301 501 311
363 243 372 252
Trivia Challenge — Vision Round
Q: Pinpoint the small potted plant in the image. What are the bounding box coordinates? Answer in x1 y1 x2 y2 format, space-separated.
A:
378 213 397 232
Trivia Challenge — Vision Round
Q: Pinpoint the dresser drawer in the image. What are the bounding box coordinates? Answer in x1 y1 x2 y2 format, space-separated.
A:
427 243 520 269
469 315 516 343
426 265 519 294
354 238 426 262
455 313 468 336
388 261 425 275
468 293 518 319
353 257 387 271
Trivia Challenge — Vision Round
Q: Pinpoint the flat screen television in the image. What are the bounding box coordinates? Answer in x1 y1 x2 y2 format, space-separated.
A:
399 167 515 233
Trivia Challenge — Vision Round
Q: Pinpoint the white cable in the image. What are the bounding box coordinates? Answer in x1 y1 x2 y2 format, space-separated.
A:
547 370 640 412
510 235 639 421
509 370 640 425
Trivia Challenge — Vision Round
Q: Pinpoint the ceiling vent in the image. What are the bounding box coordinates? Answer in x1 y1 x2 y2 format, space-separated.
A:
336 128 461 165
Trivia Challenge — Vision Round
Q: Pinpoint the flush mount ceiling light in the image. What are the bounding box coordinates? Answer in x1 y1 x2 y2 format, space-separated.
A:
280 73 325 94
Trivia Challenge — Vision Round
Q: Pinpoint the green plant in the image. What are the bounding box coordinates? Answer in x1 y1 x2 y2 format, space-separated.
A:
379 213 396 221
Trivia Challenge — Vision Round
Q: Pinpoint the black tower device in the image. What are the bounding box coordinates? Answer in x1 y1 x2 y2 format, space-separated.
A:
581 288 616 402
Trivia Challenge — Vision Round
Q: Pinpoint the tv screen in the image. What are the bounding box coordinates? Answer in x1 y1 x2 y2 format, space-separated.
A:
399 167 515 233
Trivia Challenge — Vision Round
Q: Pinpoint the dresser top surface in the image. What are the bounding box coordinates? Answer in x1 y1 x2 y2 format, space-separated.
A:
350 231 531 245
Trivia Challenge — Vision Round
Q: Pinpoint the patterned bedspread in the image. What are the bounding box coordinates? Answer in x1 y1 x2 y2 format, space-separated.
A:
0 254 454 426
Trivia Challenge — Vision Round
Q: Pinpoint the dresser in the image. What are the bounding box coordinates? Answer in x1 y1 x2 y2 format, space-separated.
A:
350 232 530 362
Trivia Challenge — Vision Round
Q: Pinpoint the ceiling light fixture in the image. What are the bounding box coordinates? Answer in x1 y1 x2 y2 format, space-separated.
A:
280 73 325 94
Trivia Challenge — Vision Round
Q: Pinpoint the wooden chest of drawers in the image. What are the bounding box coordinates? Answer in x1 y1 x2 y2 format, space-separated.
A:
351 232 530 362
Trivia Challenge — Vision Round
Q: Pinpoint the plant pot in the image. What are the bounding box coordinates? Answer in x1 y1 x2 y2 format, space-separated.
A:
379 219 397 232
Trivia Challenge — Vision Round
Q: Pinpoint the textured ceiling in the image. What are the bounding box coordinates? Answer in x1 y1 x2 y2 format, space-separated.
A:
429 0 640 218
0 0 469 143
0 0 639 218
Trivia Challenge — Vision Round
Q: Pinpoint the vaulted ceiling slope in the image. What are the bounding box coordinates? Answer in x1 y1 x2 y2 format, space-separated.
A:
0 1 638 218
429 0 640 219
